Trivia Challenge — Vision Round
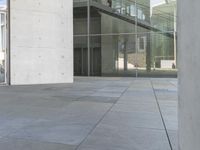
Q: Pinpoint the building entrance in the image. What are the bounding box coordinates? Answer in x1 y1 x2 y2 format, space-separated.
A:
74 47 101 76
73 0 177 77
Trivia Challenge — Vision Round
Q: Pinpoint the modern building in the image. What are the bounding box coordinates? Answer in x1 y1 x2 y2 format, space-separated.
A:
0 0 177 85
151 0 176 70
74 0 177 77
0 1 200 150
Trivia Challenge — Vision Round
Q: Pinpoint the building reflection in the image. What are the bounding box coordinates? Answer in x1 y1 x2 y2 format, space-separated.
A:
73 0 177 77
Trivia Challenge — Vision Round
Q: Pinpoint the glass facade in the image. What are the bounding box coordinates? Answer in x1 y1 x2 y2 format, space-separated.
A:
0 0 7 83
73 0 177 77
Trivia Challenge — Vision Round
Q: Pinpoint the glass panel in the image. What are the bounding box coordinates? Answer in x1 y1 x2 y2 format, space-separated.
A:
90 36 101 76
151 0 176 32
94 35 119 76
89 5 136 35
73 0 89 76
0 0 7 83
137 0 177 77
73 0 88 35
73 0 177 77
120 34 137 76
137 32 177 77
90 35 137 77
74 36 88 76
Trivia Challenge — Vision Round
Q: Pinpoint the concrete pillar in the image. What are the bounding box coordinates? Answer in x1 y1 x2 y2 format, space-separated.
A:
10 0 73 85
178 0 200 150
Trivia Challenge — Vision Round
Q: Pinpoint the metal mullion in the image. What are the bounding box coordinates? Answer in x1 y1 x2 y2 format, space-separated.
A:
135 0 138 77
87 0 90 76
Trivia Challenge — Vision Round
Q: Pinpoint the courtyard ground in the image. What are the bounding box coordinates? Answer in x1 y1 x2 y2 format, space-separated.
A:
0 77 178 150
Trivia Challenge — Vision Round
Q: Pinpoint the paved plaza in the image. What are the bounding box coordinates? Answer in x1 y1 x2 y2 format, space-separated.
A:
0 77 178 150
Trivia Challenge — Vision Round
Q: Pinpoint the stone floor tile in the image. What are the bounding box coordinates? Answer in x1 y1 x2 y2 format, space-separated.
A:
8 123 93 145
78 124 171 150
111 103 159 113
100 111 164 130
168 130 178 150
91 92 122 98
76 96 118 103
0 77 178 150
0 138 76 150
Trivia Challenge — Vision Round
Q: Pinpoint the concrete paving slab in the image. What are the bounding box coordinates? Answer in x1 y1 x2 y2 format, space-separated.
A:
168 130 178 150
91 91 122 98
0 117 35 138
159 101 178 131
78 124 171 150
0 77 178 150
155 91 178 101
8 122 93 145
97 87 127 93
76 96 118 103
100 111 164 130
5 105 70 120
111 103 159 113
118 94 156 104
0 138 76 150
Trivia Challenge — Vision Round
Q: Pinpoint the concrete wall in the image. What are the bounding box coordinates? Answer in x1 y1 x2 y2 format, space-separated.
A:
178 0 200 150
10 0 73 85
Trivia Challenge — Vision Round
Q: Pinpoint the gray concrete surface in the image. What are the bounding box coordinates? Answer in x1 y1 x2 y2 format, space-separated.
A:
178 0 200 150
0 77 177 150
10 0 73 85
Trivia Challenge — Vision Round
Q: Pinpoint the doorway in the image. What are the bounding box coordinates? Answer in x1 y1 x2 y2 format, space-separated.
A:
74 47 101 76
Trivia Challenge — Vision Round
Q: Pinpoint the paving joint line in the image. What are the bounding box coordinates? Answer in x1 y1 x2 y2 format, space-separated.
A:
150 79 173 150
75 80 133 150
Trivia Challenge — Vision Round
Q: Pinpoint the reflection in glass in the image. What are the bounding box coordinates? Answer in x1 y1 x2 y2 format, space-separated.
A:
74 36 88 76
0 0 7 83
73 0 177 77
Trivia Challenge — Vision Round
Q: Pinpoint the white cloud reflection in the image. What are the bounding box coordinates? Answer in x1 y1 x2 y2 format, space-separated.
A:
151 0 166 7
